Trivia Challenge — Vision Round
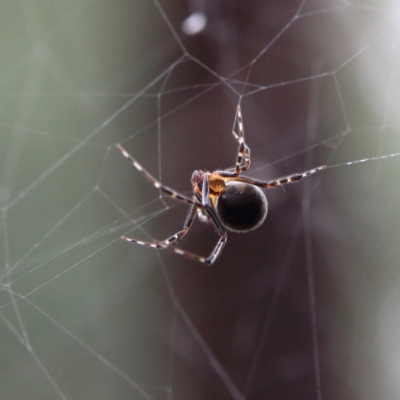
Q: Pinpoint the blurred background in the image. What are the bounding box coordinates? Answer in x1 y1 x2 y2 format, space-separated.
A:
1 0 400 399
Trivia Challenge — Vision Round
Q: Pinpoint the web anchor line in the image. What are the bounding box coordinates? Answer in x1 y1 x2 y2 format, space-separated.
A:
326 152 400 169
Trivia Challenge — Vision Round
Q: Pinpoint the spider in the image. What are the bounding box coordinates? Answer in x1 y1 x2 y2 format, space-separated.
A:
117 105 325 265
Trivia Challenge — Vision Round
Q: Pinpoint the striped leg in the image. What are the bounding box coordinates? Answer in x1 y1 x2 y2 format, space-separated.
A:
233 165 327 188
117 144 204 208
232 129 250 173
231 105 251 175
118 144 227 264
171 232 227 265
221 105 251 178
122 203 197 249
122 203 227 265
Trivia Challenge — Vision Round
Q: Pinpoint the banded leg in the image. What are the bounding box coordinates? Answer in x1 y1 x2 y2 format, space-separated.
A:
233 165 327 188
117 144 204 208
232 105 251 175
171 232 227 265
122 204 227 265
170 202 228 265
222 105 250 178
232 130 251 172
122 203 197 249
119 144 227 264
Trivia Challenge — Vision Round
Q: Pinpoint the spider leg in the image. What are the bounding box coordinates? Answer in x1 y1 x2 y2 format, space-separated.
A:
230 131 250 173
230 165 326 188
119 150 227 265
122 198 227 265
197 208 212 223
170 201 227 265
122 203 198 250
117 144 204 208
171 231 227 265
230 105 251 176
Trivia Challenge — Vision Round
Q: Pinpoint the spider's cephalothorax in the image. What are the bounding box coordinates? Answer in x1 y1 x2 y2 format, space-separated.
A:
117 105 326 264
191 170 225 197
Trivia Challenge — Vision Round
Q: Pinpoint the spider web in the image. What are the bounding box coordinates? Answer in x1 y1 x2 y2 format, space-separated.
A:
1 0 400 399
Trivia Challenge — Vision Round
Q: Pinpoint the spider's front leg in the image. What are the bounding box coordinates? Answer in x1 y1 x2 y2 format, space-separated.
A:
117 144 203 207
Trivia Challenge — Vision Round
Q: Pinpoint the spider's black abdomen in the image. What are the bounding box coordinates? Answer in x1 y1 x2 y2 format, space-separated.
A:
216 182 268 232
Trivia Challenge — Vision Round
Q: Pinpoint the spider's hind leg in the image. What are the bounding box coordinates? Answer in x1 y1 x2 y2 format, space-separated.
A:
122 204 197 250
122 203 227 265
